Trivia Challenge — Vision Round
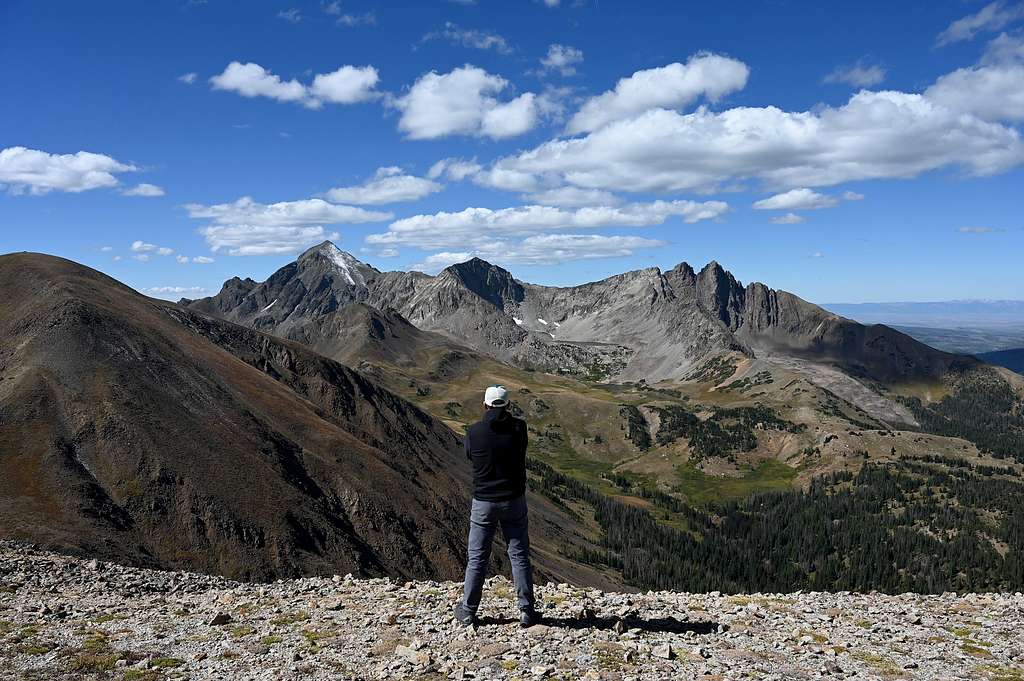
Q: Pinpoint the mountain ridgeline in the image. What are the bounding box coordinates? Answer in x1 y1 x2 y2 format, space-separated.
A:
3 246 1023 595
187 242 974 386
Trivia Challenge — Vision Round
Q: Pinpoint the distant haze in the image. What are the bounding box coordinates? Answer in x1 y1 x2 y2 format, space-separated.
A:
822 300 1024 329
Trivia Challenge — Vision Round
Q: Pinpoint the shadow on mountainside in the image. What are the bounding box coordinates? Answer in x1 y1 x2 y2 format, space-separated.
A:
476 615 720 635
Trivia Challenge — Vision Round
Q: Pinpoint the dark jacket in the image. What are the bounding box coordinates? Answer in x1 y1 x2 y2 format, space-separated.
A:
464 408 528 501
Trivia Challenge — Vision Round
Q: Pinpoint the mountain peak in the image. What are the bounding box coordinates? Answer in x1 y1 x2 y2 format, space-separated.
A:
442 257 524 310
298 241 376 286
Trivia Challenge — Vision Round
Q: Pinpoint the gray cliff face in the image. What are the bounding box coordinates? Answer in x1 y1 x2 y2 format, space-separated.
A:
187 241 976 384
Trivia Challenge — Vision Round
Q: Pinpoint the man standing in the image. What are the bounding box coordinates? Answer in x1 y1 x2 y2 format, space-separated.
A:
454 385 539 628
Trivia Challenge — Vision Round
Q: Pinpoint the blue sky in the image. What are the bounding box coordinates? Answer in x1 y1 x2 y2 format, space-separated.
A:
2 0 1023 303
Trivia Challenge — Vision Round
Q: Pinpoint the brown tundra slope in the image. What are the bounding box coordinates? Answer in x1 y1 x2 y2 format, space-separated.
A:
0 253 613 587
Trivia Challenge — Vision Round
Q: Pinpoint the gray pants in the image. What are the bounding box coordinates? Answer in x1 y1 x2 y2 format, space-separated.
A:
461 494 535 613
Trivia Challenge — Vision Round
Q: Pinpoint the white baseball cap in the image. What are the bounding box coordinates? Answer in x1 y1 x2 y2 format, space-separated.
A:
484 385 509 408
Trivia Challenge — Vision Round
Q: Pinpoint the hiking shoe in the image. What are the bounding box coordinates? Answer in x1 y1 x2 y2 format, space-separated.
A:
519 609 542 628
453 603 477 627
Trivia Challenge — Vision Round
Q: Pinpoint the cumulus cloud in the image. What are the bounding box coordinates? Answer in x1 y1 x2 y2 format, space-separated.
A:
210 62 380 108
122 183 165 197
131 240 174 256
925 33 1024 122
410 233 663 271
957 226 1001 233
132 254 151 262
427 157 483 181
366 200 728 250
936 1 1024 46
540 44 583 76
520 186 622 207
422 22 512 54
823 60 886 87
193 256 215 263
186 196 391 255
0 146 137 195
309 65 381 103
142 286 211 300
393 65 541 139
566 53 749 134
410 251 475 272
324 166 443 204
178 72 198 85
770 213 806 225
277 8 301 23
485 89 1024 195
753 188 839 211
842 190 865 201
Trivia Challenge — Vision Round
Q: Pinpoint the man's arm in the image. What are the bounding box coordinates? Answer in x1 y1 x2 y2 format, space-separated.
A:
464 427 471 460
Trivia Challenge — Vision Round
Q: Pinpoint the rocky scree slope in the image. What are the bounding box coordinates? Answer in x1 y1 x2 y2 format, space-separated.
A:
3 542 1023 680
188 242 974 386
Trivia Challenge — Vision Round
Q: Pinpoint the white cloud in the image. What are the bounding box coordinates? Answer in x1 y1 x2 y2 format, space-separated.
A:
566 53 749 134
770 213 805 224
842 190 865 201
410 251 474 272
753 188 838 211
957 226 1000 233
210 62 308 105
186 196 391 255
122 183 165 197
520 186 622 207
823 60 886 87
427 157 482 181
178 72 198 85
193 256 215 263
487 89 1024 195
810 251 825 258
210 62 379 108
375 248 399 258
176 255 189 263
100 246 113 252
0 146 137 195
484 233 664 265
112 255 123 261
132 254 151 262
540 44 583 76
925 34 1024 122
335 11 375 26
367 200 728 250
131 240 174 256
325 166 443 204
278 8 301 23
410 233 664 271
393 65 541 139
481 93 538 138
936 1 1024 45
309 65 380 103
422 22 512 54
142 286 211 300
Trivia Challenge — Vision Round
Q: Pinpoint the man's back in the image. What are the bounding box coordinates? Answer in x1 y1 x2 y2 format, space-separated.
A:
465 408 528 502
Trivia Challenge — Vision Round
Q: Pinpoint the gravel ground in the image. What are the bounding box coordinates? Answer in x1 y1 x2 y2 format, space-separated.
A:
1 542 1022 680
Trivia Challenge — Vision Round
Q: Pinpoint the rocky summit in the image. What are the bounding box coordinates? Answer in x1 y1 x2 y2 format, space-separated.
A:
2 543 1023 681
